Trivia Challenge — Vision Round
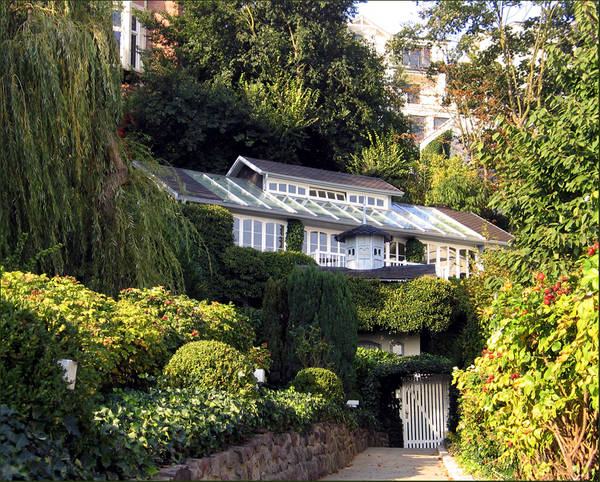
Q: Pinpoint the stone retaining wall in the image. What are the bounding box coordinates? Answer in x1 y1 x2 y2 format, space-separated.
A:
156 423 389 480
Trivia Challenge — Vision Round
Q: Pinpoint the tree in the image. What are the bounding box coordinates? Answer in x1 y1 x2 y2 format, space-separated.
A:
128 0 414 173
390 1 576 165
483 0 599 280
347 130 422 203
0 1 197 295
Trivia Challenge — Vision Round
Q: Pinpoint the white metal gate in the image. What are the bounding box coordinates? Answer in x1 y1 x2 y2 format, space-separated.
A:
399 374 450 448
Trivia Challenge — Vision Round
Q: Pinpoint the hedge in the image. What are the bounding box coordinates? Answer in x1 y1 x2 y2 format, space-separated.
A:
285 219 304 252
221 247 315 306
292 368 345 403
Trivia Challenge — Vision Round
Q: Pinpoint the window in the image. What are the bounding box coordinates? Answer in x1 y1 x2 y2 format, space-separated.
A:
112 10 121 51
409 115 426 141
376 199 384 207
402 48 431 69
367 197 375 206
434 117 449 129
349 195 357 203
309 187 346 202
406 84 420 104
130 14 138 69
358 341 381 351
391 342 404 356
298 187 306 195
269 182 277 191
234 217 284 252
388 241 406 263
304 230 343 255
288 185 296 194
278 183 286 193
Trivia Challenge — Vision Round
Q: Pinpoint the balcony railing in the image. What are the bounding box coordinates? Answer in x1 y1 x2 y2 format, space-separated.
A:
311 251 346 267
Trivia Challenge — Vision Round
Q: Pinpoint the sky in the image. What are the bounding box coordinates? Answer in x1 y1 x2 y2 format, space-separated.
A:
355 1 542 35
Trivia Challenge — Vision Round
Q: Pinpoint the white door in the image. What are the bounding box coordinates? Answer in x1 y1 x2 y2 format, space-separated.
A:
400 374 450 448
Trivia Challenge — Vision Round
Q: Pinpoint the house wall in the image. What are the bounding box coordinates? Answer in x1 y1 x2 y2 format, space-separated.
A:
358 331 421 356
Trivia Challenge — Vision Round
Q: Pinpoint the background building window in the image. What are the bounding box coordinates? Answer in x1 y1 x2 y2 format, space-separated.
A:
406 84 420 104
409 115 426 141
402 48 431 69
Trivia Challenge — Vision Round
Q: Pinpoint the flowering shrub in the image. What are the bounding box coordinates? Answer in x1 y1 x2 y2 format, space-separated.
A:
453 247 599 480
1 272 167 391
118 286 255 353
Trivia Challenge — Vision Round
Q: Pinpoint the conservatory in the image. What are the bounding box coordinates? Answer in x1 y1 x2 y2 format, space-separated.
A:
134 155 513 279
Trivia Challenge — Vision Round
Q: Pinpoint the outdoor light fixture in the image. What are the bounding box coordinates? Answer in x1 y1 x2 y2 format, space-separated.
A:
57 359 77 390
253 368 266 384
346 400 359 408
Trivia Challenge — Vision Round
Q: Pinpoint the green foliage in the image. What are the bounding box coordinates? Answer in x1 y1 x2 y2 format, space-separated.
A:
0 233 63 273
482 1 599 281
294 325 334 371
347 130 421 202
405 238 425 263
287 267 358 393
180 203 233 299
292 368 344 403
346 278 383 331
355 349 453 446
118 286 255 354
421 130 452 158
94 386 361 470
0 2 191 296
221 246 315 306
0 298 94 441
380 277 454 334
1 272 168 393
285 219 304 252
453 248 599 480
0 405 87 481
163 341 256 394
130 0 413 173
258 278 293 386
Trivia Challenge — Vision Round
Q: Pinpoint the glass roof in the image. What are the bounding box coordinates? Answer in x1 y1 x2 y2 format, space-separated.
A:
180 173 484 241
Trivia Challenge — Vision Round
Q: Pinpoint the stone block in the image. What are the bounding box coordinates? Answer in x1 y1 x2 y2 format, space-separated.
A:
155 465 192 481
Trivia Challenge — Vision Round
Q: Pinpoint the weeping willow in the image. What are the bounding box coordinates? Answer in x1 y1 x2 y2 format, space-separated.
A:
0 1 196 295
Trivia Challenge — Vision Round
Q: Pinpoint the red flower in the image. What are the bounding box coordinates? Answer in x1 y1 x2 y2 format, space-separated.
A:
162 315 168 320
507 441 513 447
118 128 124 138
262 342 268 347
536 272 545 281
511 373 519 379
191 330 198 337
587 247 596 256
543 298 551 305
72 279 76 283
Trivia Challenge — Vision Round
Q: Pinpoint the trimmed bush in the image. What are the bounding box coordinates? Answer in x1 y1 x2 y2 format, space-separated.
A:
163 340 256 393
119 286 255 353
292 368 344 403
221 246 315 306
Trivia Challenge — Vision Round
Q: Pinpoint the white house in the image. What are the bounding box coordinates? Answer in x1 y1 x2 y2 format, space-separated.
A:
135 156 512 278
135 156 513 355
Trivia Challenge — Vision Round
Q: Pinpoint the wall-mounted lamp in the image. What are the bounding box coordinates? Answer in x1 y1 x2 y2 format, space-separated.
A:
346 400 359 408
57 359 77 390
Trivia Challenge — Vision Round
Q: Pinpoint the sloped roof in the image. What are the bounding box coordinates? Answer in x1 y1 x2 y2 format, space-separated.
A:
318 264 437 280
335 224 393 243
433 206 514 243
134 161 513 246
232 156 404 195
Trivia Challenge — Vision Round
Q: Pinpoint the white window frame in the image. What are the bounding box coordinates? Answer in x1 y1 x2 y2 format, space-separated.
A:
233 215 286 252
113 1 146 72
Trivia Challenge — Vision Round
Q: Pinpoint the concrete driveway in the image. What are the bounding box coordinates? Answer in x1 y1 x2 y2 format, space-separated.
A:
320 447 450 481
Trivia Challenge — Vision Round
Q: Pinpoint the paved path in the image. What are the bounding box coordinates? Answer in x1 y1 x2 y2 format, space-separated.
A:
320 447 450 481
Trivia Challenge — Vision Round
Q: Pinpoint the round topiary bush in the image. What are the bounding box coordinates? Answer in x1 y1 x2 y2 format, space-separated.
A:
163 340 256 393
292 368 344 403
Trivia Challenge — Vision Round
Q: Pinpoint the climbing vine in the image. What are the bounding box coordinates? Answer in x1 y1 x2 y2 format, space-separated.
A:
285 219 304 252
